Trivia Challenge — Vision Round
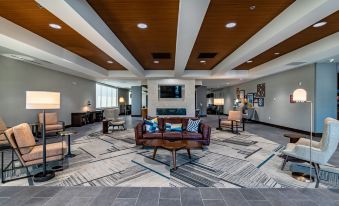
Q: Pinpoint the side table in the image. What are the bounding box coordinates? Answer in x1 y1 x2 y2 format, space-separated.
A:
57 131 77 158
283 133 304 143
102 120 109 134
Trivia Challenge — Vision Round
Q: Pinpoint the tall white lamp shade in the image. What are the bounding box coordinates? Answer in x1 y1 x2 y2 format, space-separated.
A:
26 91 60 109
292 89 307 102
119 97 125 104
214 98 224 106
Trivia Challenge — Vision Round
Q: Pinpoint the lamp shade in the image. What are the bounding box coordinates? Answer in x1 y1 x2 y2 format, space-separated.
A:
292 88 307 102
214 98 224 106
26 91 60 109
119 97 125 103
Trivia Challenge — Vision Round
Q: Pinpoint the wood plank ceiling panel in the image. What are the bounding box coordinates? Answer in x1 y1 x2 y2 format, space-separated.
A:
0 0 125 70
234 11 339 70
89 0 179 70
186 0 294 70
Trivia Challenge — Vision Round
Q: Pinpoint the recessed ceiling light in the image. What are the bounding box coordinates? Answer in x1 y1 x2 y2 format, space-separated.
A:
49 23 62 29
312 21 327 28
329 58 335 63
137 23 148 29
225 22 237 28
274 52 280 55
107 60 113 64
249 5 256 10
247 60 253 63
153 60 159 64
200 60 206 63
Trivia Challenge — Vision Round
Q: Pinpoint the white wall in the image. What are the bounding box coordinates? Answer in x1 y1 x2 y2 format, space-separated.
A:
147 79 195 117
0 56 96 126
223 64 316 132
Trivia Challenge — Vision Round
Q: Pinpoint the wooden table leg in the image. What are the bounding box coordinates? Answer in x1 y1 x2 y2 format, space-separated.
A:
152 147 158 159
187 149 191 159
172 149 176 170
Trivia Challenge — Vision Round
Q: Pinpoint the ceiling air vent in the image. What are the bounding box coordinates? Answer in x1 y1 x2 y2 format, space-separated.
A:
152 53 171 59
198 52 217 59
286 62 307 66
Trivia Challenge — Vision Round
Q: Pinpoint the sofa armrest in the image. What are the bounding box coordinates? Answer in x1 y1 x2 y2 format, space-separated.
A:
200 123 211 140
134 122 144 145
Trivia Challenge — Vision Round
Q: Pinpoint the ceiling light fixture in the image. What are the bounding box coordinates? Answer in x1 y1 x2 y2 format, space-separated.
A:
49 23 62 29
312 21 327 28
107 60 113 64
153 60 159 64
225 22 237 28
200 60 206 63
247 60 253 63
329 58 335 63
274 52 280 55
249 5 256 10
137 23 148 29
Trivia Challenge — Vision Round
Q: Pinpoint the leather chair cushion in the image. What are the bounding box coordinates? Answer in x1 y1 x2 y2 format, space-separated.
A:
163 132 182 140
39 113 58 125
22 141 67 162
13 123 36 154
143 132 163 139
46 124 63 131
182 131 203 140
0 133 7 142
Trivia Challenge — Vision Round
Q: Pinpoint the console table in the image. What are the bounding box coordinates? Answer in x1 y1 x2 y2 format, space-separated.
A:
71 110 103 127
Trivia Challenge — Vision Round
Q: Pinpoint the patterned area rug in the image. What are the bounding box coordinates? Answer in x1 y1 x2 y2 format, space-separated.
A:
2 129 338 188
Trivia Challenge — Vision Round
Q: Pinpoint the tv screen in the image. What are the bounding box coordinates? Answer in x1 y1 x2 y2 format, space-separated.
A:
159 85 182 98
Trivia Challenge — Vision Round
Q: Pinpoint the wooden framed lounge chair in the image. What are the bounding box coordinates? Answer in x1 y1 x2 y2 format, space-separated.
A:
2 123 67 183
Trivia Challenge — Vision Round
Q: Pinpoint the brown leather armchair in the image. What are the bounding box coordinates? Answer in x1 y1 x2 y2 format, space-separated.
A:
0 117 9 146
3 123 67 183
134 117 211 146
220 111 245 133
38 112 65 135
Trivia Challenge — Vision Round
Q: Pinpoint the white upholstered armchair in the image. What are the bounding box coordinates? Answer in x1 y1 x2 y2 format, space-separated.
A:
282 117 339 187
103 108 126 130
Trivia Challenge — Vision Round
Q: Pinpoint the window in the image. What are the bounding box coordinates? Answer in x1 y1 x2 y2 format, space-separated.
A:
96 84 118 108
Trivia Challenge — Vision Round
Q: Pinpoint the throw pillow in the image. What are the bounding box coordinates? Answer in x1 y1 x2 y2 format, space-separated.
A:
144 118 159 133
187 119 200 133
170 123 182 132
165 123 172 131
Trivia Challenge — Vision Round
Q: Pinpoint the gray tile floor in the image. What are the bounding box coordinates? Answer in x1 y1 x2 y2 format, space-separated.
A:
0 186 338 206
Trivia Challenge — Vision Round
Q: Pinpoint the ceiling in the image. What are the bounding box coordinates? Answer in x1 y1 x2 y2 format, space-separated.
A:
89 0 179 70
234 11 339 70
0 0 125 70
186 0 294 70
0 0 339 87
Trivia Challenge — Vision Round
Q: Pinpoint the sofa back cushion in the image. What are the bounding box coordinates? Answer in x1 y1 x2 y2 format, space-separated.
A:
13 123 36 154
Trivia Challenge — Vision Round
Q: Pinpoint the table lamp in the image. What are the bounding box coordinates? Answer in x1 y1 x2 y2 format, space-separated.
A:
292 88 313 183
119 97 126 120
214 98 224 130
26 91 60 182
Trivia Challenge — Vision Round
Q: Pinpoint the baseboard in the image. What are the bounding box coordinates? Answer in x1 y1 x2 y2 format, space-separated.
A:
131 115 142 117
251 120 322 137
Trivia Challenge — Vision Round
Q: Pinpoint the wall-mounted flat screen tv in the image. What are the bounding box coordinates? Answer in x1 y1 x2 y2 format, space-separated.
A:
159 85 183 98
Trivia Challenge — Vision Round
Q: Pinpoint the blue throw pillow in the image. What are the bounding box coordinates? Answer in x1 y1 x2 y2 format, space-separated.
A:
144 118 159 133
187 119 200 133
165 123 182 132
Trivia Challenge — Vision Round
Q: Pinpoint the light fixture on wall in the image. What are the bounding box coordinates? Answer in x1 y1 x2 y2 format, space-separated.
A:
214 98 224 130
26 91 60 182
292 88 313 183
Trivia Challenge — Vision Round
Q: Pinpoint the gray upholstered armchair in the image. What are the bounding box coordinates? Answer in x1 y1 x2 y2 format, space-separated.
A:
282 117 339 187
38 112 65 135
103 108 126 130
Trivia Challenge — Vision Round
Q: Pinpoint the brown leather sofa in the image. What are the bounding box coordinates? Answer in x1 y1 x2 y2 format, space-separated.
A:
134 117 211 145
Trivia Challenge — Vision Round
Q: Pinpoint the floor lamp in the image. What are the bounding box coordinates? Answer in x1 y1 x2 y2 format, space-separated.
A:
214 98 224 130
292 88 313 182
26 91 60 182
119 97 126 122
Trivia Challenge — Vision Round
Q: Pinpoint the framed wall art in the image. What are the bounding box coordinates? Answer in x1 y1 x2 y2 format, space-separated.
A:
257 83 265 97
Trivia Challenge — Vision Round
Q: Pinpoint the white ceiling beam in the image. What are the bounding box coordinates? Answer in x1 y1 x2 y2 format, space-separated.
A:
212 0 339 76
174 0 210 77
0 17 108 78
36 0 145 77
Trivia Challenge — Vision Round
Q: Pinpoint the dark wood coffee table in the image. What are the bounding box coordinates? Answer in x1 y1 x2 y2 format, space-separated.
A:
142 139 203 170
283 133 305 143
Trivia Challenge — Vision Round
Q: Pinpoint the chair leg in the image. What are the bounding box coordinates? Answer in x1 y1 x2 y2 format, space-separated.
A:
1 151 4 183
281 155 288 170
313 163 320 188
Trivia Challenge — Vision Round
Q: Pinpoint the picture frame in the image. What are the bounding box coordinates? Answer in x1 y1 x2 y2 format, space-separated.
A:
247 93 254 105
257 83 265 97
258 98 264 107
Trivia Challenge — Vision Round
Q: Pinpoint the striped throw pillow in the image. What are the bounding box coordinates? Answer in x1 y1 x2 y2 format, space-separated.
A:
187 119 200 133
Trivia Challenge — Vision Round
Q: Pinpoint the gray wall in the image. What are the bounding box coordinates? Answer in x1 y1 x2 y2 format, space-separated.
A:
224 64 316 132
131 86 142 116
0 56 96 126
314 63 337 132
196 86 207 116
118 88 129 106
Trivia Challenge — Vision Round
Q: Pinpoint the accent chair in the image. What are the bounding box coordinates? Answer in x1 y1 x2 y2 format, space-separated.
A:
103 108 126 130
38 112 65 135
219 110 244 133
282 117 339 188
